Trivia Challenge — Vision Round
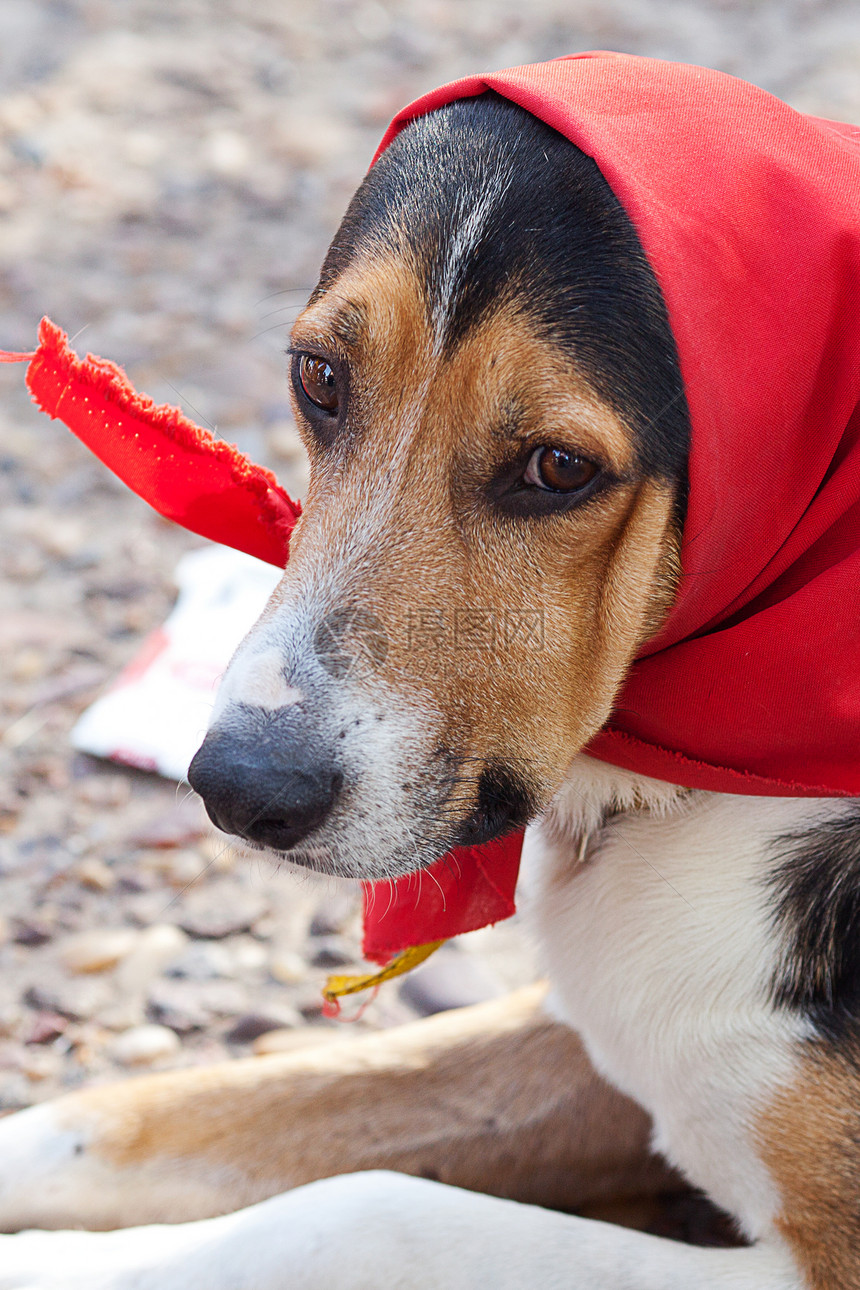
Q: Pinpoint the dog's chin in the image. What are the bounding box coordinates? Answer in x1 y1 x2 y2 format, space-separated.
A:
227 814 532 884
223 829 457 883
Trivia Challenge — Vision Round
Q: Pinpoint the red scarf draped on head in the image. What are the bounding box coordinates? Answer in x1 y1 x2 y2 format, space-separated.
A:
5 54 860 972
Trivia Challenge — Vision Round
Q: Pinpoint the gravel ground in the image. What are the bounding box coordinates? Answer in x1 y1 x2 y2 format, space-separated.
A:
0 0 858 1238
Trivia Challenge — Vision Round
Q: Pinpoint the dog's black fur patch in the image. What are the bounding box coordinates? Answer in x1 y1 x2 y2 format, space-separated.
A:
769 805 860 1042
453 760 538 848
318 92 690 497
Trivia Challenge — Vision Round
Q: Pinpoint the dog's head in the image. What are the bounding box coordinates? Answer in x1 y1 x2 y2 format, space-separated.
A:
188 94 690 880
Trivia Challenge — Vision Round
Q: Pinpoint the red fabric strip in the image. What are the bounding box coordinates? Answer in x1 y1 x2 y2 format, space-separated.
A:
23 318 301 567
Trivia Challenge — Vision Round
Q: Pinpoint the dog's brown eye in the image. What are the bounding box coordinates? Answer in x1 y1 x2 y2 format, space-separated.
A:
299 355 338 414
524 447 598 492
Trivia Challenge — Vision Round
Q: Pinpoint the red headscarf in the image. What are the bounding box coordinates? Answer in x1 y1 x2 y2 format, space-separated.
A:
6 54 860 968
365 52 860 958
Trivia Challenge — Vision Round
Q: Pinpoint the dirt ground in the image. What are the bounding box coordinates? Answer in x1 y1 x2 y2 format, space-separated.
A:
0 0 858 1227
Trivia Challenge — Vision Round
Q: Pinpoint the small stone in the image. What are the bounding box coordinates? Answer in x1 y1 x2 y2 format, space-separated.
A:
295 992 327 1021
146 978 247 1035
37 517 86 559
75 857 116 891
179 886 267 940
117 872 153 895
250 915 276 940
146 981 214 1034
12 917 53 947
165 941 235 980
129 799 207 849
60 928 139 974
310 937 354 969
25 1012 68 1045
197 980 251 1015
268 948 307 985
70 1031 101 1071
163 849 208 887
9 646 45 683
23 978 112 1023
20 1049 61 1082
115 924 188 994
205 129 251 176
0 1004 23 1037
229 938 267 973
111 1024 180 1066
225 1008 301 1044
74 775 131 809
398 946 503 1017
94 999 146 1031
141 848 209 887
309 891 358 937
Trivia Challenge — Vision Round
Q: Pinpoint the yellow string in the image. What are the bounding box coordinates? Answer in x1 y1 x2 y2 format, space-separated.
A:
323 940 445 1006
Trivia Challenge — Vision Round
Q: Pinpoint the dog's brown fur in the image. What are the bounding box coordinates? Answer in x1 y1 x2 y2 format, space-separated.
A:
758 1049 860 1288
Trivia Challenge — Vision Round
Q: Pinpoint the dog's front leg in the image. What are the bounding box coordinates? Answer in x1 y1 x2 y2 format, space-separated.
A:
0 1171 803 1290
0 986 674 1232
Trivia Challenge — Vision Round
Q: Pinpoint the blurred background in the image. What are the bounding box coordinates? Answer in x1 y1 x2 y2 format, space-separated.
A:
0 0 858 1117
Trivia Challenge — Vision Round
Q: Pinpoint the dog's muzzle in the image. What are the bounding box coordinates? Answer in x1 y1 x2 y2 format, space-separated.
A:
188 706 343 851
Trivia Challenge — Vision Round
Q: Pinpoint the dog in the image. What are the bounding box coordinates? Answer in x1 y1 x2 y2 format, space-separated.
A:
0 59 858 1289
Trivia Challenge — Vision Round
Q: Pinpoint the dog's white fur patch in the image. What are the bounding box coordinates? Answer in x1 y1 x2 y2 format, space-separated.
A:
213 645 303 713
430 163 513 352
526 755 818 1240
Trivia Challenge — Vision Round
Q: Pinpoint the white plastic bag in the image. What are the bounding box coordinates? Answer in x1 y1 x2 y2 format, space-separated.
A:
72 547 281 780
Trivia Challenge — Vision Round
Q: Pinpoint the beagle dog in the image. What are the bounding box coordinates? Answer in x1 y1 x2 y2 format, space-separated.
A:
0 87 856 1290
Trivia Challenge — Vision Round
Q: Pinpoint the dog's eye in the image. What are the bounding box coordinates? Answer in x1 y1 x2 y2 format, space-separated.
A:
298 355 339 414
524 447 598 493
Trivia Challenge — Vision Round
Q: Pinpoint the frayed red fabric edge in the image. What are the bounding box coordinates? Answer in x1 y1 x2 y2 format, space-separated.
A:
585 727 856 798
26 318 301 546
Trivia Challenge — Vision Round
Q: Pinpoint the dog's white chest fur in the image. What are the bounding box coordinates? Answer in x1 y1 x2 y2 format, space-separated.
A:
523 756 816 1239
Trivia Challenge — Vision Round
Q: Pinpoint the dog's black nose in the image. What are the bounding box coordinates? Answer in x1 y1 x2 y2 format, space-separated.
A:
188 712 342 851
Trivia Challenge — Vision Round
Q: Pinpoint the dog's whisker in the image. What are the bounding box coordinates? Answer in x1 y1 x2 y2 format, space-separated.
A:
255 286 314 305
